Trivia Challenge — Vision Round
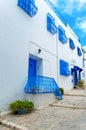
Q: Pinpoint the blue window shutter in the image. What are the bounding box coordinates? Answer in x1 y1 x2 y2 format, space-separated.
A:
58 25 68 44
69 38 75 50
18 0 38 17
60 60 70 76
47 13 57 35
77 47 82 56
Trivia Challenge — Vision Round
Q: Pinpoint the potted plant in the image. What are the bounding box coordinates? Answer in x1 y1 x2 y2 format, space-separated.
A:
59 87 64 95
78 80 84 89
10 100 34 114
27 101 34 112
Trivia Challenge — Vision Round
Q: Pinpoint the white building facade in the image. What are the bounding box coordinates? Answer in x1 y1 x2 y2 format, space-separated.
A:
82 49 86 85
0 0 83 112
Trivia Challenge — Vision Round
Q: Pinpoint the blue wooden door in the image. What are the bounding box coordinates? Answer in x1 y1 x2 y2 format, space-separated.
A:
73 70 78 85
29 58 36 76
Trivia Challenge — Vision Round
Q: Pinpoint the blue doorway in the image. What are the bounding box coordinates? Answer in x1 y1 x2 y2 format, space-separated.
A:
29 58 36 76
73 70 78 85
72 66 83 85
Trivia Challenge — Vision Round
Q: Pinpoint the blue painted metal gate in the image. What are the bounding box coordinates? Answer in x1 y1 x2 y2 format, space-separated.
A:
24 75 63 100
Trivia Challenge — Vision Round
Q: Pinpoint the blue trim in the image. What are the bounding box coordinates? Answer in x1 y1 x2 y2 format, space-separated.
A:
83 58 84 67
58 26 68 44
69 38 75 50
44 0 67 26
47 13 57 35
71 66 83 85
24 75 63 100
74 66 78 85
60 60 70 76
18 0 38 17
29 58 36 76
71 68 74 75
77 47 82 56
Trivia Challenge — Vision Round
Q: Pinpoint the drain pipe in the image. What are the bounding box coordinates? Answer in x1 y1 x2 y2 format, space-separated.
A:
56 28 59 87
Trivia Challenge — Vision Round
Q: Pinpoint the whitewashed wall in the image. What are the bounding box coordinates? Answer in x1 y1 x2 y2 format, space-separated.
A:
82 52 86 84
0 0 83 112
0 0 57 112
57 26 83 91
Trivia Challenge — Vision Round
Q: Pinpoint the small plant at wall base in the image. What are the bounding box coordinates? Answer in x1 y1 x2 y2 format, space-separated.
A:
74 84 78 89
59 87 64 95
78 80 85 89
10 100 34 114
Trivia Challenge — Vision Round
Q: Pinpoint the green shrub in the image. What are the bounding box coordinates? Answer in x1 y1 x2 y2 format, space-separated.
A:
59 87 64 95
78 80 84 89
27 101 34 112
10 100 34 114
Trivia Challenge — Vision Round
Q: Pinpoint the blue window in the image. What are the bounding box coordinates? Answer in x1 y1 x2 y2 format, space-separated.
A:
47 13 57 35
18 0 38 17
69 38 75 50
60 60 70 76
44 0 67 26
58 25 68 44
77 47 82 56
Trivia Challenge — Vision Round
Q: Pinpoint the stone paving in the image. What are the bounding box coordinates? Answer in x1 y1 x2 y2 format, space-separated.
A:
0 89 86 130
65 88 86 96
0 124 13 130
50 95 86 109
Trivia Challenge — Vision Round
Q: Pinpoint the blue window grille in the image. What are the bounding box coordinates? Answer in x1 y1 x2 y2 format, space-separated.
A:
58 25 68 44
24 75 63 99
18 0 38 17
47 13 57 35
77 47 82 56
60 59 70 76
69 38 75 50
44 0 67 26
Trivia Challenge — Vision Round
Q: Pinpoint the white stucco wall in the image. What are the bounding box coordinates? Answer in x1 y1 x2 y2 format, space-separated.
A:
57 29 83 91
0 0 83 112
0 0 57 112
82 52 86 84
83 53 86 67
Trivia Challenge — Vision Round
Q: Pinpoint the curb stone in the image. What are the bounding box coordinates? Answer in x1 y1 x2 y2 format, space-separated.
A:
0 120 28 130
49 103 86 109
64 94 86 97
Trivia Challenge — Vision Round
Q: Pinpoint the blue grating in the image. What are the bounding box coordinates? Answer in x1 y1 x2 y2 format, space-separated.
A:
28 0 35 3
44 0 67 26
24 75 63 100
77 47 82 56
58 25 65 33
58 33 68 44
18 0 38 17
47 13 55 24
69 38 75 50
58 26 68 44
47 13 57 35
60 60 70 76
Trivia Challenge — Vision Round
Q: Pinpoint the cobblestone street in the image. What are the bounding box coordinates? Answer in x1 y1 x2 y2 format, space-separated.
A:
0 89 86 130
